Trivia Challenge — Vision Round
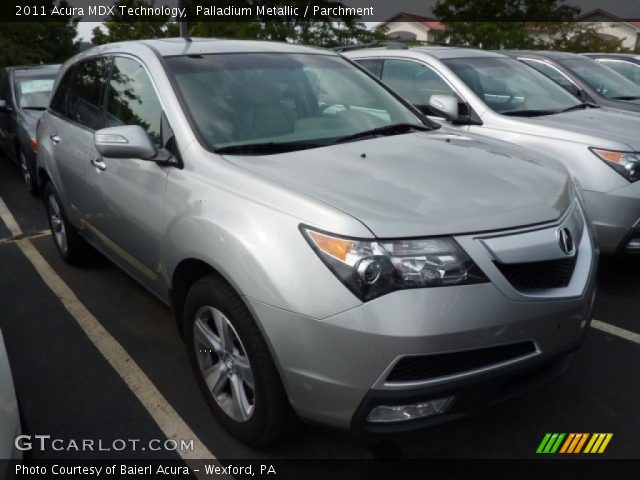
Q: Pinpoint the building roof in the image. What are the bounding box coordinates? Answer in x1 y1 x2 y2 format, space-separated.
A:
576 8 640 30
377 12 446 31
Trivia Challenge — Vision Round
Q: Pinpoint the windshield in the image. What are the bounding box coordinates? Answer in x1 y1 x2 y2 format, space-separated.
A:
14 72 57 109
164 53 426 151
442 57 582 115
559 57 640 99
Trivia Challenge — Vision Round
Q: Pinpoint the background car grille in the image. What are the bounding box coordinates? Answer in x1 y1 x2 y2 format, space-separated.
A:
494 257 577 290
386 341 537 383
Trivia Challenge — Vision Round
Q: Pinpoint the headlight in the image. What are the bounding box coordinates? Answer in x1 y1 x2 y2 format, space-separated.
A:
590 148 640 182
301 226 488 301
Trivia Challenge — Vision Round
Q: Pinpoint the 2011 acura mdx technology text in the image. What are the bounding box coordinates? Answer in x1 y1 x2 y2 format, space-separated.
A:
345 46 640 254
37 39 596 445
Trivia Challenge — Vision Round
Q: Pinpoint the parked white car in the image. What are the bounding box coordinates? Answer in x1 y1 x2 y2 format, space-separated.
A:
0 328 20 461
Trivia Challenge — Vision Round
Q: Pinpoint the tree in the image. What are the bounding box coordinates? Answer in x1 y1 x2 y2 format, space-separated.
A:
91 0 178 45
539 23 629 53
0 1 78 67
432 0 579 49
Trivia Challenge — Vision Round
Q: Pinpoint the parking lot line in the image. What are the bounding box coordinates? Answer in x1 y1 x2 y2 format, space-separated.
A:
0 197 217 469
592 319 640 346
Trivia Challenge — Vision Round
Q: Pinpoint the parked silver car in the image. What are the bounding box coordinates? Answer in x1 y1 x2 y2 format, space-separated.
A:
0 328 21 462
37 39 596 445
345 46 640 253
0 64 60 195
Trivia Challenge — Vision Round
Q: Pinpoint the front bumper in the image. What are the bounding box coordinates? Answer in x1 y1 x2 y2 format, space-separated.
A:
583 184 640 254
248 275 595 431
247 201 596 432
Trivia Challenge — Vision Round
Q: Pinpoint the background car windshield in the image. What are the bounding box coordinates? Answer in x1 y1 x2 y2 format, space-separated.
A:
559 57 640 99
443 57 581 114
165 53 423 149
14 73 56 109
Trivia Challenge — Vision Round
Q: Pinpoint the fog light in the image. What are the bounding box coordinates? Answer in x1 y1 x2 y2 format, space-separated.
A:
367 396 455 423
626 237 640 251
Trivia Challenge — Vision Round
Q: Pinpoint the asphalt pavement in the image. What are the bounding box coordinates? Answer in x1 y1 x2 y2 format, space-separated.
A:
1 155 639 463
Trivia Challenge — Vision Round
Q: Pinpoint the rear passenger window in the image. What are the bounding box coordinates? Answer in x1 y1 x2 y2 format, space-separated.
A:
50 66 75 116
67 57 109 130
105 57 162 147
355 59 382 78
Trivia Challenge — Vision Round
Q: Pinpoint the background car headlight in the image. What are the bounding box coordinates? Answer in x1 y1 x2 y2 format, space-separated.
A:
301 226 488 301
590 148 640 182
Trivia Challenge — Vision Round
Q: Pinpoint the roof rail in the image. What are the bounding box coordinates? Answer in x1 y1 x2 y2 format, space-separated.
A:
332 40 409 52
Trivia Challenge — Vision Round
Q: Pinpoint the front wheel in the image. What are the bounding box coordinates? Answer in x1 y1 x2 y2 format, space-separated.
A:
185 275 296 446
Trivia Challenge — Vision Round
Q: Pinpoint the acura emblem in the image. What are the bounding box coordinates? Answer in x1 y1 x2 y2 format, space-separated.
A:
557 227 575 256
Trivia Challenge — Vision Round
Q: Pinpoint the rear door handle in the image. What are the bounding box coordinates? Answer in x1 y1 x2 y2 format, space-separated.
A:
90 157 107 171
50 134 61 144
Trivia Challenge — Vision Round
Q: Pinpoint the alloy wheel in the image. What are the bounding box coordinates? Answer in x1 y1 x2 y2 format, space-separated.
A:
19 152 31 188
193 306 255 422
47 194 68 253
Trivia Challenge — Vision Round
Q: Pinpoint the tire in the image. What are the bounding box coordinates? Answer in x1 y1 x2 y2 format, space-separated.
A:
43 182 91 265
185 274 296 446
18 148 38 196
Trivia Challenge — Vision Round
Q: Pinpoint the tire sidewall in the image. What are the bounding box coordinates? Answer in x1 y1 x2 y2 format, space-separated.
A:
184 280 271 443
18 148 38 195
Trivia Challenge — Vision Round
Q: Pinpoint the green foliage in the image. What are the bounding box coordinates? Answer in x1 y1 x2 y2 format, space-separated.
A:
433 0 579 49
539 23 630 53
91 0 179 45
0 1 78 67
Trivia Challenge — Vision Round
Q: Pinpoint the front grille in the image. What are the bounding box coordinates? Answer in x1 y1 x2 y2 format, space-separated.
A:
495 256 577 290
386 341 537 383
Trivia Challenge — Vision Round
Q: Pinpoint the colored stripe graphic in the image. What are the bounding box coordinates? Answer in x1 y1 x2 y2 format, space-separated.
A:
537 433 613 454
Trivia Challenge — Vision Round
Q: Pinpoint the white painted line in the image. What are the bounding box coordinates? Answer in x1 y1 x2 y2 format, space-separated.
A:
0 198 22 236
0 196 220 475
592 319 640 346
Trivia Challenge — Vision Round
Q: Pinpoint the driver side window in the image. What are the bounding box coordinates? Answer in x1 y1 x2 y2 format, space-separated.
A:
381 59 455 116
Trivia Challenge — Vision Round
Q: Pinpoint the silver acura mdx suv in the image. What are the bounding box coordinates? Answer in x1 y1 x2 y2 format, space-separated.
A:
37 39 596 445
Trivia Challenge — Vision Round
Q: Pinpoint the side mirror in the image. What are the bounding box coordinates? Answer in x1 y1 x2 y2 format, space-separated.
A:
0 99 10 112
428 94 458 121
94 125 157 159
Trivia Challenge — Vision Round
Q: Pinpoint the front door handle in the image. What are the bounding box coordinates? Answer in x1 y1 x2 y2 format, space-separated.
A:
90 157 107 171
50 134 61 144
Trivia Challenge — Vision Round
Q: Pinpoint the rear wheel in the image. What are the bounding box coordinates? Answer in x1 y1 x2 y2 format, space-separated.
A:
18 149 38 196
185 274 296 446
43 182 91 265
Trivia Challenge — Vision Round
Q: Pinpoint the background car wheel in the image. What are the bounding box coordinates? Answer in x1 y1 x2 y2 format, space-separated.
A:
185 274 296 446
18 149 38 196
43 182 91 265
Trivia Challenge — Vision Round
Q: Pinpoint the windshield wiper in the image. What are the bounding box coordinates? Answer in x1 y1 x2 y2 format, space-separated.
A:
332 123 431 144
611 96 640 101
502 109 558 117
21 106 46 111
214 141 325 155
558 102 600 113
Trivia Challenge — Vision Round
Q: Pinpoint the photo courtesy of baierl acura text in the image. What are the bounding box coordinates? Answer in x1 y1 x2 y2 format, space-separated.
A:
1 0 639 478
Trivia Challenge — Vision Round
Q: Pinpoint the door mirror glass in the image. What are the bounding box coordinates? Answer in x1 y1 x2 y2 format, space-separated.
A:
94 125 157 159
429 94 458 121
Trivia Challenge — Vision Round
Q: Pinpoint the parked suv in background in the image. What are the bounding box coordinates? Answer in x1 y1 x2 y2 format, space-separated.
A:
0 64 60 194
37 39 596 445
501 51 640 113
582 53 640 86
345 46 640 254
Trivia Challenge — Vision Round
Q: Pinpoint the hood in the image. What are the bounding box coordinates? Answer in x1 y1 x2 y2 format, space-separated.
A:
522 108 640 150
222 131 571 238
